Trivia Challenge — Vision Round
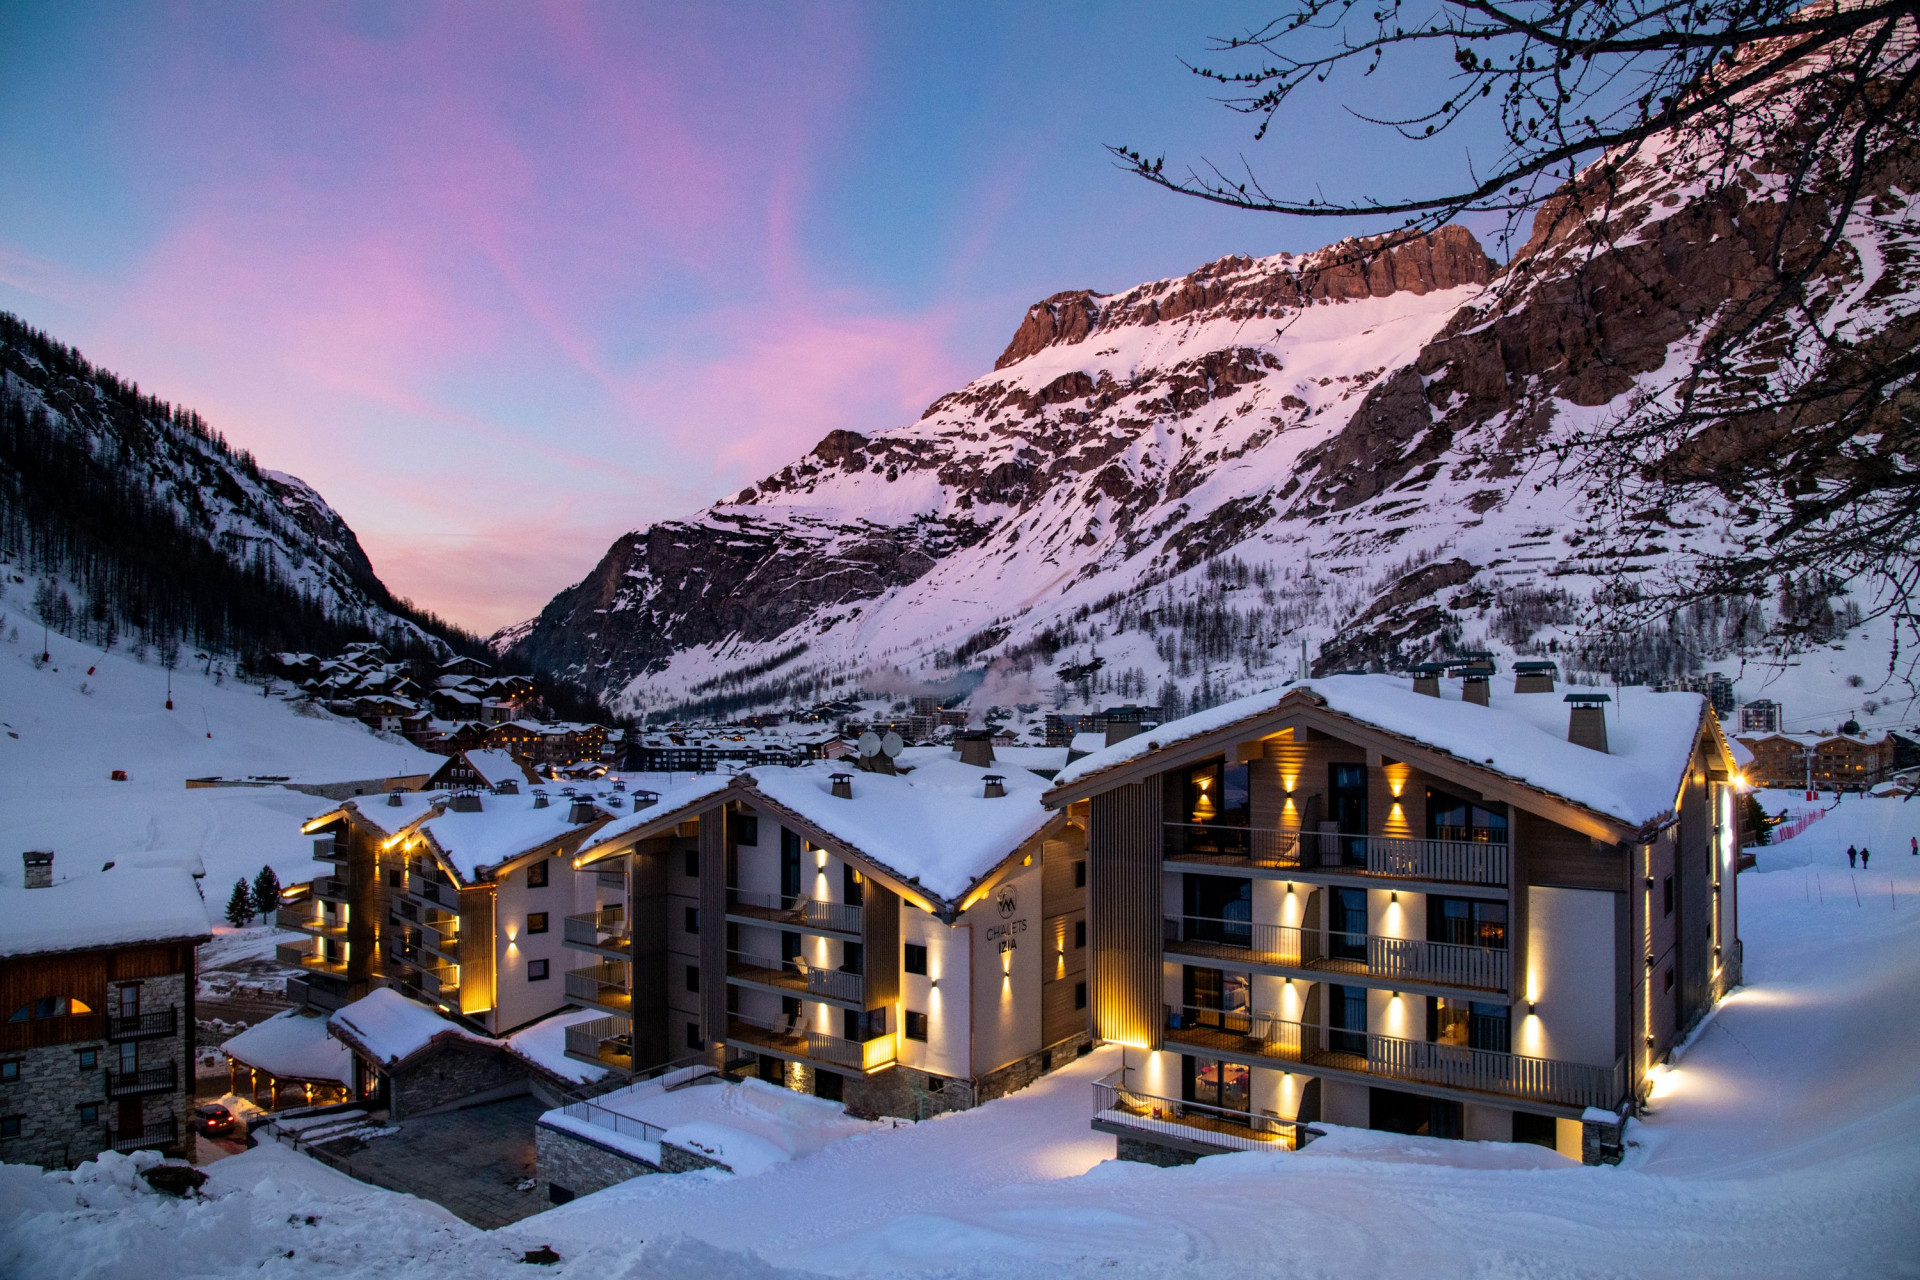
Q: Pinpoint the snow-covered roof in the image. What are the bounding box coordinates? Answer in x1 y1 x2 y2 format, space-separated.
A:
505 1007 609 1086
0 868 210 958
221 1009 355 1084
573 773 739 863
464 748 531 789
1069 732 1108 755
1051 674 1717 831
415 793 605 883
327 987 491 1067
749 758 1057 904
311 790 447 840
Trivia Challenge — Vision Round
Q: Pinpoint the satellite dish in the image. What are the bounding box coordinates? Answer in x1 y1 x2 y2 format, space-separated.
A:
858 731 883 758
880 731 904 758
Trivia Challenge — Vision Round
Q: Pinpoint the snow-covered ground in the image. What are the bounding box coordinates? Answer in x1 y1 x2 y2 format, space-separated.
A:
0 624 439 894
3 788 1916 1277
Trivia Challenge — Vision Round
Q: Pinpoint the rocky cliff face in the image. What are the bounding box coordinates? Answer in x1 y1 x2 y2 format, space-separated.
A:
503 77 1913 717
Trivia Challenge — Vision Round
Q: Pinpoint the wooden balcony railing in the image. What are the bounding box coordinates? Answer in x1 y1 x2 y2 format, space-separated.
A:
276 943 348 975
565 961 631 1012
312 875 352 903
104 1063 177 1097
1163 917 1509 992
107 1009 177 1041
1091 1070 1319 1153
276 905 347 936
563 1015 634 1073
723 1011 894 1073
563 907 630 956
725 888 862 936
726 952 864 1005
1163 824 1510 887
1161 1003 1623 1111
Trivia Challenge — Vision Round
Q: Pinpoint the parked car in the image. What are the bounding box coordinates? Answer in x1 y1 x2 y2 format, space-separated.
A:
193 1102 239 1138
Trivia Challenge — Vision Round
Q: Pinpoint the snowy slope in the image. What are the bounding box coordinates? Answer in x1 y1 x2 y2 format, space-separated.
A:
3 789 1917 1276
0 621 440 894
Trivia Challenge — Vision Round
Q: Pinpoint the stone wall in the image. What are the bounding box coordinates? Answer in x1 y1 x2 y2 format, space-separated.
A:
387 1041 528 1121
535 1122 657 1204
1115 1134 1201 1167
843 1031 1093 1120
659 1140 731 1173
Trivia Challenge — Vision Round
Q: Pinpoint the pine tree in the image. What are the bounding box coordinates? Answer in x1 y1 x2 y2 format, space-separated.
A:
250 865 282 919
224 878 253 929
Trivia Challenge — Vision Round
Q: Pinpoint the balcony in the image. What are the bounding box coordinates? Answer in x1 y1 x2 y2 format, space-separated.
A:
723 1011 895 1073
276 905 348 937
724 888 861 937
565 961 631 1013
1091 1070 1318 1155
403 871 454 909
105 1063 178 1098
1163 825 1510 888
563 1014 634 1073
1161 1003 1624 1111
107 1009 177 1041
312 835 347 863
563 907 631 959
276 943 349 976
1163 916 1509 994
725 951 864 1007
285 974 362 1012
312 875 353 905
109 1118 180 1153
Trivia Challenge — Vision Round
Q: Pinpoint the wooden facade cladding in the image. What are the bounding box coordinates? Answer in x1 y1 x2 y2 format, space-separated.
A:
1526 815 1629 892
0 943 195 1052
457 887 494 1016
862 881 901 1013
629 835 673 1071
1040 822 1090 1046
697 809 728 1042
1089 782 1162 1050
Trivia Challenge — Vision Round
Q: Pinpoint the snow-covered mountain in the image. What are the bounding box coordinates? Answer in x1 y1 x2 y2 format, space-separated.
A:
505 57 1914 721
0 313 450 658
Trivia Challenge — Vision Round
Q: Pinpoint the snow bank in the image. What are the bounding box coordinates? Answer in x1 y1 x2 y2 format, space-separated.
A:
504 1007 608 1085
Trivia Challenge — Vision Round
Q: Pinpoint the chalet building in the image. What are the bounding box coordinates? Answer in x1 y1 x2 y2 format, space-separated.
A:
563 755 1092 1119
1734 730 1897 791
427 748 538 794
1042 671 1742 1166
284 787 619 1033
0 859 210 1168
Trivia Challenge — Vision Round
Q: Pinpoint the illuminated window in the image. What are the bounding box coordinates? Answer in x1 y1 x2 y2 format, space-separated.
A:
7 996 92 1023
527 912 549 935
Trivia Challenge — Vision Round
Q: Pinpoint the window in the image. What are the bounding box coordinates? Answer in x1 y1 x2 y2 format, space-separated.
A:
1073 860 1087 889
684 849 700 879
1663 967 1675 993
0 1117 19 1138
685 964 700 993
1426 789 1510 844
76 1050 95 1070
1074 981 1087 1010
904 1010 929 1042
843 864 865 907
527 959 550 981
685 906 700 935
119 1042 137 1073
7 996 92 1022
1329 983 1367 1054
1174 760 1252 856
388 868 403 888
1428 897 1508 951
77 1103 98 1123
117 986 139 1018
1074 919 1087 950
527 912 549 935
1663 875 1675 918
903 943 928 976
686 1022 704 1051
733 814 759 846
1328 887 1368 960
0 1060 17 1081
528 859 550 888
1182 874 1252 948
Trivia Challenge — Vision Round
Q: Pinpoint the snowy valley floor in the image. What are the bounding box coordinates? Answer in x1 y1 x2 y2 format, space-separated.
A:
5 791 1919 1279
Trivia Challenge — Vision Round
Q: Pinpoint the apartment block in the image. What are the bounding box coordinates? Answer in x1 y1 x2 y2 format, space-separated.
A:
1043 670 1742 1166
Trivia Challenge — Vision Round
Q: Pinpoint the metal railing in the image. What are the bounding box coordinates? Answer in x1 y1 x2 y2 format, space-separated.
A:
104 1064 177 1097
557 1099 667 1145
1092 1071 1318 1153
1163 917 1508 992
276 943 348 974
563 907 630 954
565 961 631 1011
724 1010 894 1072
563 1015 634 1071
313 875 352 902
1162 824 1510 887
1161 1003 1623 1110
276 905 347 935
726 951 865 1004
725 888 862 935
110 1118 179 1153
107 1009 176 1041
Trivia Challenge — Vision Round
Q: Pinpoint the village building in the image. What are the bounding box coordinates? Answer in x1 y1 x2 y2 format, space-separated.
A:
219 1007 355 1110
0 859 210 1168
1042 670 1743 1166
1734 730 1898 791
563 751 1092 1120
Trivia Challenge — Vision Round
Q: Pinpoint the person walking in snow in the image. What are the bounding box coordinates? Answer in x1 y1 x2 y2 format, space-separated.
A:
1910 835 1916 856
1847 845 1857 867
1860 846 1870 869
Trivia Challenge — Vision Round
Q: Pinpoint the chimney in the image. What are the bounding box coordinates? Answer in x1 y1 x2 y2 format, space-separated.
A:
1514 661 1558 694
982 774 1007 799
632 789 659 810
532 793 550 809
1455 658 1494 706
1104 721 1144 748
830 772 855 799
958 733 995 768
1411 663 1445 698
449 792 483 812
568 799 597 823
1566 693 1611 753
22 851 53 889
386 791 404 807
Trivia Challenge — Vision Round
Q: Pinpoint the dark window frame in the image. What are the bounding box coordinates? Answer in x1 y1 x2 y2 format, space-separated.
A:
527 958 550 982
904 1010 929 1042
526 912 550 935
527 859 551 888
903 943 928 976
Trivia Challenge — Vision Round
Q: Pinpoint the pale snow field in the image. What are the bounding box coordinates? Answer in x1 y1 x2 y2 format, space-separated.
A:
2 789 1918 1277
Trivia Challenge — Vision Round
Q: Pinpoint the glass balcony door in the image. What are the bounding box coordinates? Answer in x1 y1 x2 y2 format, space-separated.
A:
1182 1054 1251 1114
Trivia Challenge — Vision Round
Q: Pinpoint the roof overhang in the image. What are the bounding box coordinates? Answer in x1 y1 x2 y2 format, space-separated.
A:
571 777 751 869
